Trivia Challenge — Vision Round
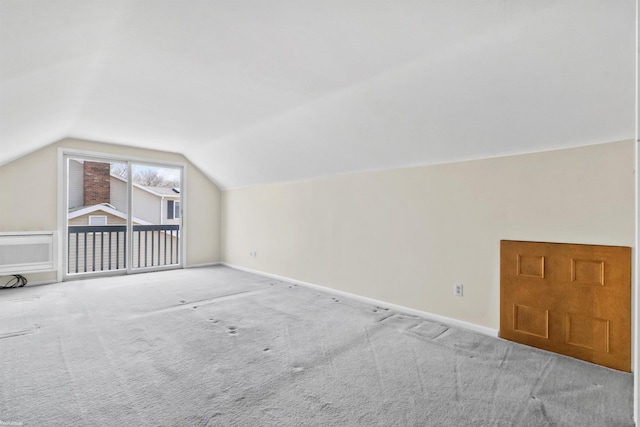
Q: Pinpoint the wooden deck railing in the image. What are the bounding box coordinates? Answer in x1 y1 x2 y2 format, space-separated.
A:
67 224 180 274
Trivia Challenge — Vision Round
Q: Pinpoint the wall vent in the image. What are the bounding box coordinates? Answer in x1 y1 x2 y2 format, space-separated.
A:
0 232 55 275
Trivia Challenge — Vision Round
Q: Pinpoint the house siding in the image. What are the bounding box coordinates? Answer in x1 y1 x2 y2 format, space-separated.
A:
132 186 161 224
68 212 126 226
110 177 128 214
68 159 84 209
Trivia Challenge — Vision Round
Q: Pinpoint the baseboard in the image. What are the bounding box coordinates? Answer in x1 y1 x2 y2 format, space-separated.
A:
222 263 499 337
187 261 222 269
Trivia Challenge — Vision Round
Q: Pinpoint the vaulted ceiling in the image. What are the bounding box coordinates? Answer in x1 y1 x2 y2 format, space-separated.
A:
0 1 635 189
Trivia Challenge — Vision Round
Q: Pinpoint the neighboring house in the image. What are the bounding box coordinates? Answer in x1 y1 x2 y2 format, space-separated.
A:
67 203 152 226
68 159 181 226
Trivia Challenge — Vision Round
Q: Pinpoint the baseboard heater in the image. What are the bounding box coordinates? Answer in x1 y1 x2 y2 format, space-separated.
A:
0 232 56 275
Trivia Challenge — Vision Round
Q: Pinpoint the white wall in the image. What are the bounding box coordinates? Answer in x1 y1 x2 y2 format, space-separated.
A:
0 138 222 283
222 140 635 329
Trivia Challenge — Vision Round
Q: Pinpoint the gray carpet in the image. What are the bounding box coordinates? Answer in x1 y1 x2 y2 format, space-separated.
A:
0 266 634 426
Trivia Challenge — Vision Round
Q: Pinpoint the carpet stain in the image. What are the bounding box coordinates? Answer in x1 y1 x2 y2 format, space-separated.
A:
377 312 395 322
0 324 40 339
409 321 450 340
132 289 269 318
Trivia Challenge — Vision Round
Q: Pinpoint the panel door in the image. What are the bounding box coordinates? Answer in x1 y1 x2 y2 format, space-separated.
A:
500 240 631 372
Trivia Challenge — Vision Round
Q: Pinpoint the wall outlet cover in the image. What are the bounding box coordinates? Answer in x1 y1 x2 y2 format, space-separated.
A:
454 283 463 297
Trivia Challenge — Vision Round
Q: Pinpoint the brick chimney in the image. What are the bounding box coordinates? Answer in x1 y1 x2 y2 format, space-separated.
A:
83 161 111 206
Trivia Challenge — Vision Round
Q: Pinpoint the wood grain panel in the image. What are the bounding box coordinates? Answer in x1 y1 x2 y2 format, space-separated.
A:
565 313 609 353
513 304 548 338
517 255 545 278
571 259 604 286
500 240 631 372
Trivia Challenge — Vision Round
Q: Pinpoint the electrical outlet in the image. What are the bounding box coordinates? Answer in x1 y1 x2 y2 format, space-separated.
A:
454 283 463 297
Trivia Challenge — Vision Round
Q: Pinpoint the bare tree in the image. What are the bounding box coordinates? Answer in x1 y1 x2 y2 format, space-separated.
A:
110 163 128 180
110 164 179 187
163 178 180 188
135 168 165 187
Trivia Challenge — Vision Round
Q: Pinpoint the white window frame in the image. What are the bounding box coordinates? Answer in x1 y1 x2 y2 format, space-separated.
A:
174 201 181 219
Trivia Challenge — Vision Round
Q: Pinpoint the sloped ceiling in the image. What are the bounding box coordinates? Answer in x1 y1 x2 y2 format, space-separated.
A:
0 0 635 189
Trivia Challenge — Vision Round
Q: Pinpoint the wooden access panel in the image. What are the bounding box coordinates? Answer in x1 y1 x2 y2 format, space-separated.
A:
500 240 631 372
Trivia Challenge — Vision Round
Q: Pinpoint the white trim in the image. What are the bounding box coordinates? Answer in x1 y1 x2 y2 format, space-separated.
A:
222 263 499 337
0 231 55 236
60 147 187 169
186 261 222 269
634 0 639 421
631 0 640 424
180 165 187 269
57 148 65 283
68 204 152 225
631 139 640 423
174 200 181 219
126 158 133 273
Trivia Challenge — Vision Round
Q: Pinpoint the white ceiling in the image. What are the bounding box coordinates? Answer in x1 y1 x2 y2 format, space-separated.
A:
0 0 635 189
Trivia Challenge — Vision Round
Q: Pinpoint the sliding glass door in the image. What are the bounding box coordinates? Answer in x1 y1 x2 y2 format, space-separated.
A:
130 163 182 271
63 154 184 278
